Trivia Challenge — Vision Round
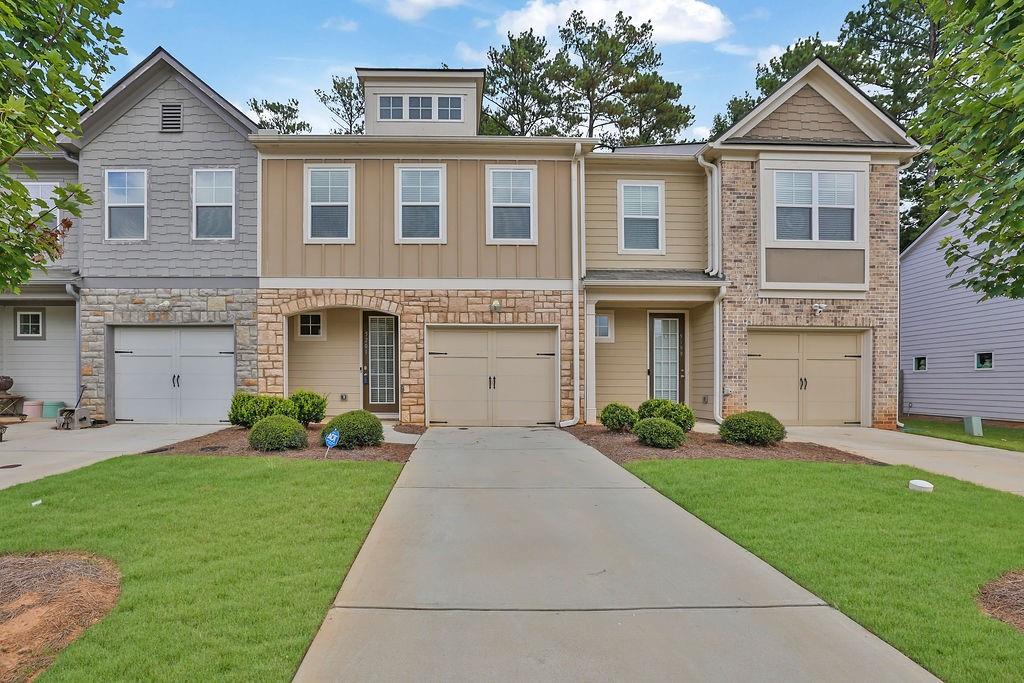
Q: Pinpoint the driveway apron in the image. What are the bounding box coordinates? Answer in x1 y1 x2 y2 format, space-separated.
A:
295 427 934 682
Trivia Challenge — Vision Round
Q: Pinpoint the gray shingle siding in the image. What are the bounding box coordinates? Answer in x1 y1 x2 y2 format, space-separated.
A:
900 213 1024 421
78 75 257 277
11 158 80 274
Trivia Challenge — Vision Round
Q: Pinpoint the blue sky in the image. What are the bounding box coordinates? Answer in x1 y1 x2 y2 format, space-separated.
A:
111 0 857 138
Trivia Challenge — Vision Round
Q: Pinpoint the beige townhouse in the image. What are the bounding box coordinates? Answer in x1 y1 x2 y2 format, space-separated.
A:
253 59 920 429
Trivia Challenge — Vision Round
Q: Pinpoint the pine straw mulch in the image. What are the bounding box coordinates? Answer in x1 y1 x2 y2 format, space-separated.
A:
0 553 120 683
149 426 413 462
977 569 1024 633
566 424 878 465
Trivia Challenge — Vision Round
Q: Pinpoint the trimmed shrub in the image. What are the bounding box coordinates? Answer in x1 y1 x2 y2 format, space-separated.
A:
637 398 674 421
320 410 384 449
719 411 787 446
653 402 696 433
634 417 685 449
290 389 328 427
229 392 298 428
598 403 638 432
249 414 308 451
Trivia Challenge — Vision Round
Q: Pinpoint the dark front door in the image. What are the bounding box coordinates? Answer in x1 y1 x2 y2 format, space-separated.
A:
648 314 685 402
362 312 399 414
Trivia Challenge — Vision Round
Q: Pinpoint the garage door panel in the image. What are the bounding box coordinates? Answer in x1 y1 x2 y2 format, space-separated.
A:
114 327 176 356
748 331 799 359
802 333 859 359
178 327 235 355
748 358 800 424
178 354 234 424
803 359 859 425
428 356 490 426
430 329 489 357
494 328 555 357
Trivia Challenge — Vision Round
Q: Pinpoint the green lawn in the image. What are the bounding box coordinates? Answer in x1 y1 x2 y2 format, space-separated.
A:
0 455 401 682
627 459 1024 682
903 416 1024 453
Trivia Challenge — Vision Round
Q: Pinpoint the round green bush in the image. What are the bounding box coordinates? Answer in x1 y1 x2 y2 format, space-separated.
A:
320 410 384 449
228 392 298 428
652 402 696 433
598 403 638 432
637 398 674 421
290 389 328 427
633 417 685 449
719 411 787 446
249 414 308 451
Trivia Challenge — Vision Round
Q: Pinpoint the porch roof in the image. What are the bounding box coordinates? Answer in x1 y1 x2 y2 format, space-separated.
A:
584 269 726 287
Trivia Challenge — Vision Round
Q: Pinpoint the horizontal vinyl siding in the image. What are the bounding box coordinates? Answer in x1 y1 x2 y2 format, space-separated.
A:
0 305 78 404
689 303 714 420
287 308 362 416
900 216 1024 421
595 308 648 409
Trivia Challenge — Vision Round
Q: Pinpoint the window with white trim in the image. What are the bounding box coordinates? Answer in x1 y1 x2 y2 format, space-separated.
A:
595 313 614 342
105 170 146 239
775 171 855 241
619 182 663 252
913 356 927 372
975 352 993 370
409 96 432 120
297 313 323 339
438 96 462 120
397 166 444 242
193 169 234 239
305 165 354 243
487 167 535 243
15 310 44 339
24 182 59 228
380 96 403 120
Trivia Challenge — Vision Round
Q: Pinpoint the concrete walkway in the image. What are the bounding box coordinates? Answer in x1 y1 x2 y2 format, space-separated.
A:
295 427 933 681
0 421 221 490
788 426 1024 496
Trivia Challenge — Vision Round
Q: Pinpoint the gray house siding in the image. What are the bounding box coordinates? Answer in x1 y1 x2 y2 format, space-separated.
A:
78 74 257 278
900 213 1024 421
11 157 80 276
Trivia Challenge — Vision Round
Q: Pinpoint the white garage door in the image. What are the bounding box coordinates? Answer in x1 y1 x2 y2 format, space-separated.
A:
427 327 558 426
114 326 235 424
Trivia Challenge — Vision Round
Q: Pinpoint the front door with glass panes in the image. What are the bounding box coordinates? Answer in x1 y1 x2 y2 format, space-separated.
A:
362 312 399 414
648 314 684 402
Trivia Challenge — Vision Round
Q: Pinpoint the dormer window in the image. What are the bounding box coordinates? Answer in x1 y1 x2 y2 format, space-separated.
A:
409 96 432 120
380 96 403 120
438 96 462 121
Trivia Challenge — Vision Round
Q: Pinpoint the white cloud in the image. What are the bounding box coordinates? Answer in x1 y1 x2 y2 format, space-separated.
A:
455 42 488 66
684 124 711 140
243 62 359 134
386 0 463 21
715 41 783 66
496 0 732 44
321 16 359 32
472 17 491 29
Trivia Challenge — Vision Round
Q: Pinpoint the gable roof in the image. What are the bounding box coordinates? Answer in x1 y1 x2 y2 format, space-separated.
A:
900 209 964 261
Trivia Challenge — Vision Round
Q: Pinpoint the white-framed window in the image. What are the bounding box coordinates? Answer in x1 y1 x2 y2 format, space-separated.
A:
775 170 856 242
486 166 536 244
304 164 355 244
15 310 44 339
379 96 403 120
395 164 445 243
975 351 994 370
438 96 462 121
296 313 325 340
192 168 234 239
913 356 927 372
24 182 60 228
618 180 664 254
105 169 147 240
595 312 614 343
409 96 432 120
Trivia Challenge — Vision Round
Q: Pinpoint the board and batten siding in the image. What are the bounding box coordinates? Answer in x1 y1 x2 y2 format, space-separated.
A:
287 308 362 416
261 158 573 279
900 213 1024 421
584 160 707 270
0 305 78 404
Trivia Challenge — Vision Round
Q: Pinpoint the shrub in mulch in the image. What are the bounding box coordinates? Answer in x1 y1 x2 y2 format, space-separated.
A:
152 426 413 462
977 569 1024 633
634 417 685 448
249 415 308 451
598 403 638 432
720 411 787 446
320 410 384 449
0 552 120 682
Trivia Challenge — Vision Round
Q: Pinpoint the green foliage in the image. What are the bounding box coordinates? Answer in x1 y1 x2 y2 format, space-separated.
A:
654 402 696 433
633 417 685 449
637 398 674 420
598 403 638 432
0 0 125 292
248 414 308 451
709 93 757 140
246 97 312 134
314 75 364 134
289 389 328 427
320 410 384 449
608 72 693 147
918 0 1024 299
483 30 562 136
719 411 786 446
228 392 298 428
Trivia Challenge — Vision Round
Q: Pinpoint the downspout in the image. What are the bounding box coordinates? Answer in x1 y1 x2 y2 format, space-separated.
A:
697 152 721 276
560 143 582 427
712 284 726 424
894 157 915 429
66 283 81 403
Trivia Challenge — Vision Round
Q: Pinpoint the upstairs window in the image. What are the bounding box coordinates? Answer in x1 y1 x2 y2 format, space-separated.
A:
409 96 432 120
305 165 355 243
619 181 664 253
438 96 462 120
24 182 59 228
487 166 536 244
161 102 183 132
193 169 234 239
379 96 403 120
775 171 855 241
396 165 445 243
105 169 147 240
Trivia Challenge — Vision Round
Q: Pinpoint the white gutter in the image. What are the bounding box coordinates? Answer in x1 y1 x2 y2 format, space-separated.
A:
560 143 582 427
696 152 721 275
65 283 81 403
713 284 726 423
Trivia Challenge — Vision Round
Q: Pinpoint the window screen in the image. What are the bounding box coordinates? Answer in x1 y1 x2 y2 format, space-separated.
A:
622 184 661 250
399 168 442 240
490 169 533 241
308 168 351 239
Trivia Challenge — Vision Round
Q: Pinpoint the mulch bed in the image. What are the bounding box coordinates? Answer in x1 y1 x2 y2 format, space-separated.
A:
392 423 427 435
151 426 413 462
977 569 1024 633
566 424 878 465
0 553 120 682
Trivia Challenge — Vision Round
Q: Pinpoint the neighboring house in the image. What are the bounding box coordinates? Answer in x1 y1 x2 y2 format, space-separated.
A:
900 211 1024 422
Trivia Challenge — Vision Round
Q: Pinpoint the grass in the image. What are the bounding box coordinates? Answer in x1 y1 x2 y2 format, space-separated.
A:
626 459 1024 682
0 455 401 681
903 416 1024 453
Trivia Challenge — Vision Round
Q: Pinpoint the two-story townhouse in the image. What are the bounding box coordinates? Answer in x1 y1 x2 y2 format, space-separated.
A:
254 59 920 429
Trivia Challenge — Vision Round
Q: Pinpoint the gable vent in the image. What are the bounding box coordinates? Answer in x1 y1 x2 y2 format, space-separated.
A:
160 103 183 132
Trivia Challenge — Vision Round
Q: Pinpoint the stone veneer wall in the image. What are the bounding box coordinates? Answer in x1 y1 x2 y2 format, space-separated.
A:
256 289 584 425
719 161 900 428
80 288 258 418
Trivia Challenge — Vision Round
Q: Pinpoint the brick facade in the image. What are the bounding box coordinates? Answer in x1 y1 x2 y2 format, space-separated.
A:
719 160 900 428
80 288 258 418
256 288 584 424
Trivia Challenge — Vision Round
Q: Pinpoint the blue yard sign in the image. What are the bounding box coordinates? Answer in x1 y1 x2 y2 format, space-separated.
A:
324 428 340 458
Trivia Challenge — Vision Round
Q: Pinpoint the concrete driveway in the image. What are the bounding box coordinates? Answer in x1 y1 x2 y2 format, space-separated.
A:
0 421 222 490
295 428 933 681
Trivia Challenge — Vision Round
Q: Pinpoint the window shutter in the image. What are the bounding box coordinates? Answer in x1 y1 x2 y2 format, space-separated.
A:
161 103 183 132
